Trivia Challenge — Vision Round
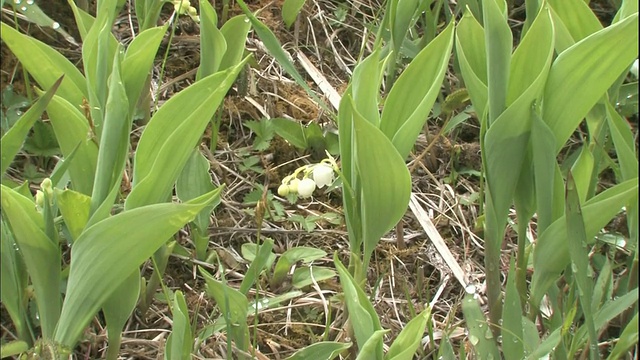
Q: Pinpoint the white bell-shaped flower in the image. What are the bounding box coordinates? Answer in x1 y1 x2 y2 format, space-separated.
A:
297 178 316 198
312 164 334 188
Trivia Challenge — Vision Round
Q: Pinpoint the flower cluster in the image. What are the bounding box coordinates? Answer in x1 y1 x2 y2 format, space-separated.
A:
35 178 53 210
278 157 338 199
171 0 200 22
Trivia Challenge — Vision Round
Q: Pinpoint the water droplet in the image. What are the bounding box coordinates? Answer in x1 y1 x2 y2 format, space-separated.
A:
465 284 476 294
20 5 26 10
52 22 60 30
615 102 621 107
627 94 633 99
26 0 34 3
14 0 21 4
485 326 494 339
16 110 23 116
478 323 483 328
571 262 578 273
469 335 479 345
244 18 250 23
497 335 503 344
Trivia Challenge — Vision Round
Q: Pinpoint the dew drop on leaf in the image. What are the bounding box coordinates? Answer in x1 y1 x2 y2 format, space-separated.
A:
469 335 479 345
52 22 60 30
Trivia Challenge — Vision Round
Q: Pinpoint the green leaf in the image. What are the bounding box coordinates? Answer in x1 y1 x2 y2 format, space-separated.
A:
197 0 226 79
0 219 29 343
284 341 351 360
1 185 61 339
126 60 248 209
351 50 383 128
165 290 193 360
282 0 306 28
44 94 99 196
380 21 454 159
102 272 140 360
122 25 168 112
461 292 500 359
356 330 387 360
531 178 638 308
502 259 524 360
219 15 252 72
483 0 512 124
543 14 639 153
291 266 336 289
240 238 274 294
352 98 411 266
271 118 308 149
334 254 382 358
176 149 217 233
200 267 250 351
1 76 62 175
385 307 430 360
548 0 601 52
54 188 224 347
55 188 91 242
455 9 488 120
0 23 87 107
607 312 638 360
90 47 131 214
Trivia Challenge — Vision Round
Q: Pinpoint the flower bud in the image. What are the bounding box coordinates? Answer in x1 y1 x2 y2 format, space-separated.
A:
312 164 334 188
277 184 289 196
35 190 44 209
297 178 316 198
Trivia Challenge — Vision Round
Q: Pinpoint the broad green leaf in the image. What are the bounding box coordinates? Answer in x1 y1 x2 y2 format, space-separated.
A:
122 25 168 112
569 145 594 203
385 307 430 360
544 14 639 153
282 0 306 28
90 48 130 214
103 272 140 360
241 243 277 269
284 341 351 360
483 0 512 124
165 290 193 360
271 118 308 149
389 0 418 56
461 292 500 359
613 0 638 23
531 178 639 307
507 5 554 105
351 50 383 128
502 259 524 360
176 149 217 233
197 0 226 79
291 266 336 288
0 23 87 107
531 103 563 234
82 4 119 132
355 330 387 360
381 21 454 159
0 219 29 342
335 254 382 358
55 188 91 242
67 0 96 40
240 238 274 294
1 77 62 175
0 340 29 359
548 0 602 46
273 247 326 287
525 328 561 360
43 94 99 196
200 268 250 351
352 99 411 266
219 15 252 71
127 60 248 209
455 9 488 120
54 188 224 347
1 186 60 339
